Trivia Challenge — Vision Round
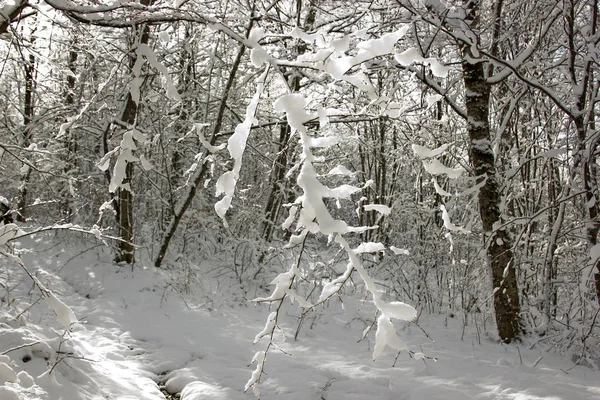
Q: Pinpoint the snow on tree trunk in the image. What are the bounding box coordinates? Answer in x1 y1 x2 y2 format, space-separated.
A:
16 32 36 223
114 6 153 264
459 2 520 343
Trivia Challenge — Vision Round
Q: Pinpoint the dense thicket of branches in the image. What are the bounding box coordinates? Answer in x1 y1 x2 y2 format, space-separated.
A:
1 0 599 361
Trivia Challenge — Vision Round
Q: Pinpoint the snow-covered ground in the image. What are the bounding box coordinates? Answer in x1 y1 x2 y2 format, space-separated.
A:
1 235 599 399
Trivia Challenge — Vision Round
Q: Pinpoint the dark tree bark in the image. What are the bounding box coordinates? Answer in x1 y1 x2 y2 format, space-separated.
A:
459 1 521 343
262 123 294 242
16 38 36 222
114 0 154 264
59 41 79 221
0 1 28 34
564 0 600 304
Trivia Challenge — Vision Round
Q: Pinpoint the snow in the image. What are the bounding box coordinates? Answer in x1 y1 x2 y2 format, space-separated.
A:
109 149 138 192
0 223 22 245
273 93 314 132
540 147 567 158
0 361 17 384
181 381 228 399
440 205 470 234
325 184 362 199
319 26 409 79
33 277 78 331
376 301 418 321
307 136 338 148
363 204 391 215
214 66 268 226
411 143 450 159
135 44 181 102
372 315 409 360
426 94 443 107
281 205 298 230
248 28 269 67
422 158 465 179
253 312 277 344
394 48 449 77
196 123 226 153
353 242 385 253
245 350 265 396
342 72 378 99
17 371 34 388
0 386 20 400
318 263 353 303
275 94 367 235
158 31 170 43
140 154 154 171
433 178 453 197
1 236 599 400
457 176 487 197
289 26 320 45
328 165 354 176
390 246 410 255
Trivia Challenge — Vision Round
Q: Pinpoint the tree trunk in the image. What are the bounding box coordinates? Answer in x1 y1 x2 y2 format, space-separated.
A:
115 92 139 264
460 1 520 343
16 42 35 222
59 42 79 221
566 0 600 304
114 0 153 264
262 123 294 242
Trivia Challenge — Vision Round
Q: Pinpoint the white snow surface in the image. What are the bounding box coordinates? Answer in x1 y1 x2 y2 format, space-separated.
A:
422 158 465 179
432 178 453 197
0 235 599 400
411 143 450 160
215 67 268 226
394 48 449 77
363 204 391 215
328 165 355 176
0 224 22 245
390 246 410 255
324 26 410 79
440 204 470 234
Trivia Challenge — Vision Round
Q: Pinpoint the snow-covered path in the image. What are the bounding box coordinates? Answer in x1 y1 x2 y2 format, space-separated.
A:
2 239 600 399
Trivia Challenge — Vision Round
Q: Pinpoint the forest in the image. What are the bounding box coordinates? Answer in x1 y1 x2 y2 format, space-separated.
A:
0 0 599 399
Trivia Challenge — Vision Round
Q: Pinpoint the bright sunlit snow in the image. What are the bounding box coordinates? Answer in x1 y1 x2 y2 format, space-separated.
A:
411 143 450 160
0 237 598 400
422 158 465 179
1 3 599 400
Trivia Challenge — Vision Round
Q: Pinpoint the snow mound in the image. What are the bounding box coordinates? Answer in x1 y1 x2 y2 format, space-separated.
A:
181 381 228 399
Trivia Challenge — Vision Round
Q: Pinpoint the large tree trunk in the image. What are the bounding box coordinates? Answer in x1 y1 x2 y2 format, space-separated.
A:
114 0 153 264
460 1 521 343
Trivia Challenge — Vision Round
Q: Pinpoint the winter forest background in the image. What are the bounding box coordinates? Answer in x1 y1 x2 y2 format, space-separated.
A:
0 0 600 399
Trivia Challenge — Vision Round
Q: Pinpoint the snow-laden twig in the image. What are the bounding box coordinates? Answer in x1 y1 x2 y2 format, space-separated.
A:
215 65 270 227
1 252 78 332
245 234 308 398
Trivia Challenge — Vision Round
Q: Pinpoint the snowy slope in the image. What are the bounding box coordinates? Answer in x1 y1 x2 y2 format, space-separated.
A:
1 236 599 399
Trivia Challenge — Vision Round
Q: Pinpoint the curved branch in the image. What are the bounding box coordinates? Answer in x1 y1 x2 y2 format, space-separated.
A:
393 62 468 120
0 0 27 34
